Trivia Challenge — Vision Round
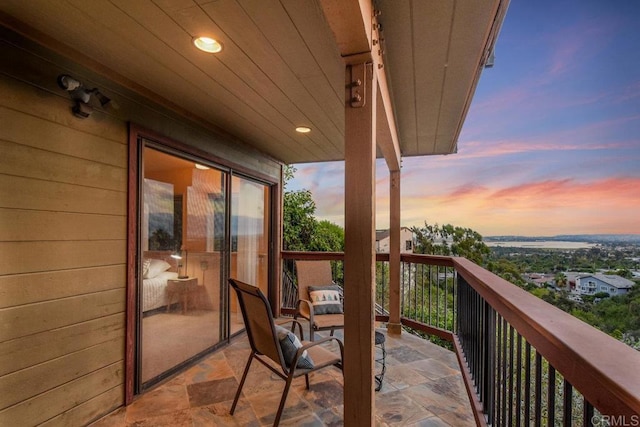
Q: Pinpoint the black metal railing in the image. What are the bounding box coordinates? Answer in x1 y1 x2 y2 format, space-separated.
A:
456 276 596 426
280 251 640 425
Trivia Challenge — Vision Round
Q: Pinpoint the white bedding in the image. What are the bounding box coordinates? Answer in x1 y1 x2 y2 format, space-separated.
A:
143 271 178 312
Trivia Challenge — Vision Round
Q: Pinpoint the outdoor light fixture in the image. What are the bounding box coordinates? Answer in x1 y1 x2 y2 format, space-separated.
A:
57 74 111 119
193 36 223 53
195 163 210 170
295 126 312 133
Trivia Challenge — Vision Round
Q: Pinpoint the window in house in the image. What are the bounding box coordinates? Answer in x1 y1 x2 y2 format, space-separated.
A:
405 240 413 251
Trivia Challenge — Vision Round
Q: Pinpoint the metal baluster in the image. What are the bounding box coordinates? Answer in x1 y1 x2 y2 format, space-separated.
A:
495 315 503 427
524 341 532 425
563 379 572 427
484 304 495 424
400 262 404 315
516 333 522 427
452 270 457 334
508 326 514 426
428 264 432 326
535 351 542 427
436 265 440 328
501 318 508 426
420 262 425 323
583 399 594 427
444 267 449 331
548 366 556 427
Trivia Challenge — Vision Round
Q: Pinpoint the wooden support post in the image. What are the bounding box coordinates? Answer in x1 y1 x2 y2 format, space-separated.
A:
388 169 402 335
344 61 376 426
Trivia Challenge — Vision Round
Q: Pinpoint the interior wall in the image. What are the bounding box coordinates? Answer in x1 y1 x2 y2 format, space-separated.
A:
0 25 281 426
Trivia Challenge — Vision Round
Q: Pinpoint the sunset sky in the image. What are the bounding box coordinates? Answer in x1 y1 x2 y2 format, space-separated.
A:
287 0 640 237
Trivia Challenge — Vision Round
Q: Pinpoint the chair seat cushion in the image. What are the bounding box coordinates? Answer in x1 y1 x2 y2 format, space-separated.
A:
304 342 342 369
312 313 345 329
308 285 343 315
275 325 314 369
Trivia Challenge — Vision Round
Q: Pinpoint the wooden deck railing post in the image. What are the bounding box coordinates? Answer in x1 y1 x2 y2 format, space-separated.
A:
344 60 376 426
388 169 401 335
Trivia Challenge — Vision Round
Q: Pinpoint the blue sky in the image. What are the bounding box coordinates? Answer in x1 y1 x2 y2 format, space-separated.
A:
287 0 640 236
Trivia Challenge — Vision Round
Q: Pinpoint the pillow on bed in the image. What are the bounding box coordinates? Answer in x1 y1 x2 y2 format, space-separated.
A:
145 259 171 279
142 259 151 278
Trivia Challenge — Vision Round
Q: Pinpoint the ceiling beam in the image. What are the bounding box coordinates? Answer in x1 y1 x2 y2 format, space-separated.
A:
319 0 401 172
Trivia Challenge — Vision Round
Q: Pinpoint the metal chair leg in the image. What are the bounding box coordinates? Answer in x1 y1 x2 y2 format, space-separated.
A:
231 353 254 414
274 373 295 426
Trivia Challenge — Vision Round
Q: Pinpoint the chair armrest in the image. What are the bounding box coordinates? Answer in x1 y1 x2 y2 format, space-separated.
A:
292 336 344 369
275 318 306 341
295 298 315 322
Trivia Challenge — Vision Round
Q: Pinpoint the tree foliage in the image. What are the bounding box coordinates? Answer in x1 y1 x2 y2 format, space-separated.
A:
283 186 317 250
282 166 344 252
411 222 490 265
574 285 640 340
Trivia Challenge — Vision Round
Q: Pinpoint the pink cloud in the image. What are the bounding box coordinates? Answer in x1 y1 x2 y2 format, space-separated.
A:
457 115 640 159
545 16 614 77
393 176 640 235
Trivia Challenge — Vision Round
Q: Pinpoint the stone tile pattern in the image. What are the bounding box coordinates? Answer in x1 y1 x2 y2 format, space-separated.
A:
91 325 475 426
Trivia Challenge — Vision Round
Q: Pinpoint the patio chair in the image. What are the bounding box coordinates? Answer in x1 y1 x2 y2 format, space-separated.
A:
229 278 344 427
294 260 345 341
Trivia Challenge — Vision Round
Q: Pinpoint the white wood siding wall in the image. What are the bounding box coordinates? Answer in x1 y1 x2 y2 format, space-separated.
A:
0 73 128 426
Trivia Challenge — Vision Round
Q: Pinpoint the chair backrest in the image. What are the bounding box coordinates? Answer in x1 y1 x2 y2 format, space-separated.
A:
295 260 334 316
229 278 284 369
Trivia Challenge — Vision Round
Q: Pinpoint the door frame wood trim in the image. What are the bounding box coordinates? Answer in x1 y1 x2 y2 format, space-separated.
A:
125 123 279 404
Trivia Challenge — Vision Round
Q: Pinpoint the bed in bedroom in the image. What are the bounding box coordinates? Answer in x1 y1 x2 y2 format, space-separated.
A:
142 253 179 314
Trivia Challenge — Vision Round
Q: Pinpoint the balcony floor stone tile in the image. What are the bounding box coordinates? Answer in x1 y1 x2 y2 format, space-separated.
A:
91 323 474 426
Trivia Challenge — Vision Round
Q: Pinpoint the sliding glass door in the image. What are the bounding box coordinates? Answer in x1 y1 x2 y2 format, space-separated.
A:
139 146 228 386
137 144 272 389
229 175 271 334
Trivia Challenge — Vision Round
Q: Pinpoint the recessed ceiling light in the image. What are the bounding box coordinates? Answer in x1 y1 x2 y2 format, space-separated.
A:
195 163 210 170
193 36 223 53
295 126 311 133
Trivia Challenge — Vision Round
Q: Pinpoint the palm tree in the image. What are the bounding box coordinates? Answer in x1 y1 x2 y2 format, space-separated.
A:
554 272 567 289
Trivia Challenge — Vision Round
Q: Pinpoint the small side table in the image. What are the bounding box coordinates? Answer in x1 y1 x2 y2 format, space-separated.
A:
166 277 198 314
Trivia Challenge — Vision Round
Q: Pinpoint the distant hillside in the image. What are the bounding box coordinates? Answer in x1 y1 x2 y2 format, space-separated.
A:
485 234 640 244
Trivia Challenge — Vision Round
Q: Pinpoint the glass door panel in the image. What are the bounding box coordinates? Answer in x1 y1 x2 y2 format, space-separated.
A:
140 146 226 385
229 175 270 334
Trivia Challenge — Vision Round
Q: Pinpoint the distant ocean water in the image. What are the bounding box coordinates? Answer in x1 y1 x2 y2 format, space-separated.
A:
486 241 597 249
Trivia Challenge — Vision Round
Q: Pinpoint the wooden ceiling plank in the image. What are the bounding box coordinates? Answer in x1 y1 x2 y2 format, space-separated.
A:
410 0 454 156
108 2 318 161
279 0 344 105
375 0 418 156
205 3 344 155
439 0 503 154
170 1 341 157
3 0 323 163
105 0 323 161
